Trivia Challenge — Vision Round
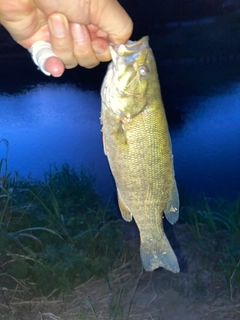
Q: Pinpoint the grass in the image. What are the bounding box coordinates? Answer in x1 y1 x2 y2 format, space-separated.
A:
179 195 240 299
0 140 124 300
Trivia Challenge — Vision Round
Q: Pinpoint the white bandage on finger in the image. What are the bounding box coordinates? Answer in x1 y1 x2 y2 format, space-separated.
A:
28 41 58 76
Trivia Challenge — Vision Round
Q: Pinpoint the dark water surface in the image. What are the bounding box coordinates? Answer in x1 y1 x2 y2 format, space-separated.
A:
0 77 239 202
172 85 240 199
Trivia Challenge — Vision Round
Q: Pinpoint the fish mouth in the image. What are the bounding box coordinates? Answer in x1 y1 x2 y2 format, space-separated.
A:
110 36 149 56
101 36 150 118
106 36 150 95
109 36 149 64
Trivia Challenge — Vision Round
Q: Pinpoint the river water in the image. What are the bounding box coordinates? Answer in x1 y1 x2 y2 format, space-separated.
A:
0 78 239 202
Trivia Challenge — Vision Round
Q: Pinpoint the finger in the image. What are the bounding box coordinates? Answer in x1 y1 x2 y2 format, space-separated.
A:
70 23 100 69
34 0 133 44
0 1 50 48
28 40 63 76
48 13 78 69
86 24 111 62
91 38 111 63
44 56 65 77
92 0 133 44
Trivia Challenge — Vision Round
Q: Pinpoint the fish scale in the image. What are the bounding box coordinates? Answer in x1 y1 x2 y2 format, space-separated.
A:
101 36 180 273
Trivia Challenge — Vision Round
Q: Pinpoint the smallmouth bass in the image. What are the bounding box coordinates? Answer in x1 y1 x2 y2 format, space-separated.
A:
100 36 180 273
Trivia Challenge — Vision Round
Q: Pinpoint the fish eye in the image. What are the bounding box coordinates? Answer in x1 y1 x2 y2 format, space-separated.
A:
139 65 149 77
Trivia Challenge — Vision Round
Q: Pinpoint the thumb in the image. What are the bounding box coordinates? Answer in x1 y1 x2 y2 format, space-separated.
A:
93 0 133 44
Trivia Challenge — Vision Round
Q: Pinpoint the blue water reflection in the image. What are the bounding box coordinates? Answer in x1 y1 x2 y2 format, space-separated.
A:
173 83 240 198
0 83 239 200
0 84 115 200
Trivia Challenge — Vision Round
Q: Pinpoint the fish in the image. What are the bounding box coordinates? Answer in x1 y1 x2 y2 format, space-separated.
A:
100 36 180 273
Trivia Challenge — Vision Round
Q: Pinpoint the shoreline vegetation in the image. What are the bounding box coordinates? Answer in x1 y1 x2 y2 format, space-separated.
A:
0 140 240 319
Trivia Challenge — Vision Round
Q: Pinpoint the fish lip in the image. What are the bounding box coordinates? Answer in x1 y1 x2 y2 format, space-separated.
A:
110 36 149 58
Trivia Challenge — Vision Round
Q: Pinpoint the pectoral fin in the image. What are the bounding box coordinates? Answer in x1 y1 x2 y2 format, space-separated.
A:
164 179 179 225
117 188 132 222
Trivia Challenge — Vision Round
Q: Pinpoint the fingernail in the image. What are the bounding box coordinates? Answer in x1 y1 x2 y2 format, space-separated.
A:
92 41 105 55
48 14 67 38
70 23 85 43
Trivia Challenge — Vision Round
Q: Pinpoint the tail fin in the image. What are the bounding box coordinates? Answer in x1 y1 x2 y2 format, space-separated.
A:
140 233 179 273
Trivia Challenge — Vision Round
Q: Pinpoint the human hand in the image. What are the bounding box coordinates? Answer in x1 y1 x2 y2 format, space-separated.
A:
0 0 133 76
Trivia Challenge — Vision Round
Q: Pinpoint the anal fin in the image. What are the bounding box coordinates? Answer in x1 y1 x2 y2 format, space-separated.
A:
164 179 179 225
